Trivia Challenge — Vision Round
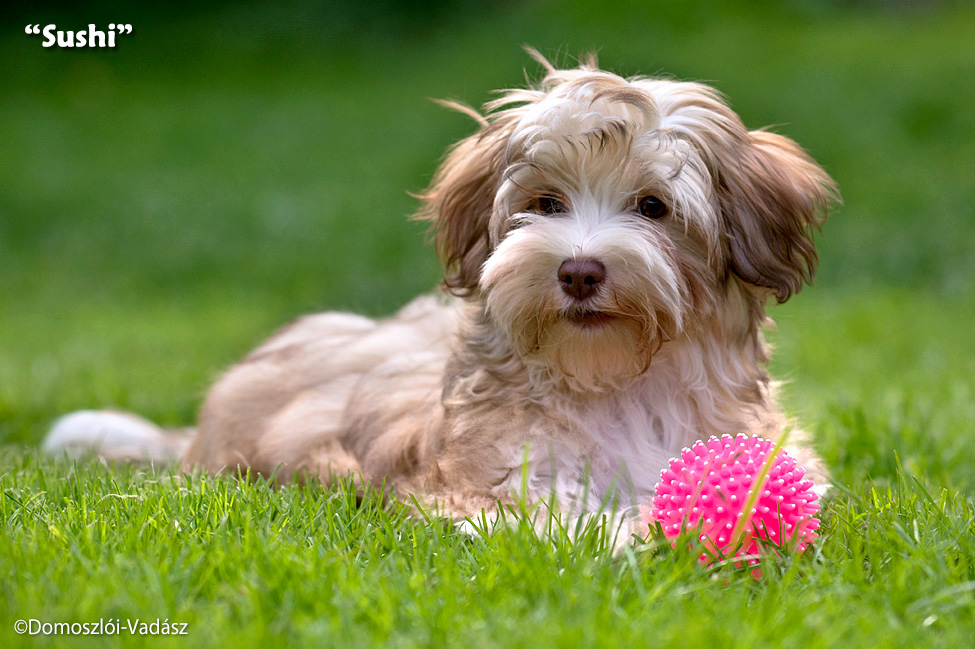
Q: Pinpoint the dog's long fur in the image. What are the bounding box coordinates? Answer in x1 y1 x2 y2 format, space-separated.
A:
45 54 837 526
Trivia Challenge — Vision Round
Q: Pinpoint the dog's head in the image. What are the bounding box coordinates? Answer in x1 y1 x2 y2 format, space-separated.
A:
418 54 837 392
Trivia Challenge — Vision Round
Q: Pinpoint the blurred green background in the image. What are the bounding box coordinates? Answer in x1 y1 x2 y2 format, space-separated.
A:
1 0 973 492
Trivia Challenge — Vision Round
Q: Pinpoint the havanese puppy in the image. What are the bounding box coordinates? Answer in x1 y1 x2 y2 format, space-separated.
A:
46 52 837 531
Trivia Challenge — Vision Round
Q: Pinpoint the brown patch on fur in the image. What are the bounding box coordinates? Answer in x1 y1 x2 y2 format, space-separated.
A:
592 86 657 116
415 113 521 297
718 130 839 302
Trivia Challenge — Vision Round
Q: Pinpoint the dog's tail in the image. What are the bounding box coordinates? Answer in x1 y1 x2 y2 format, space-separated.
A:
43 410 193 464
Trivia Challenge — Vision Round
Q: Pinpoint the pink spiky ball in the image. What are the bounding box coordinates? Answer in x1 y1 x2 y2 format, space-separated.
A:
642 434 820 568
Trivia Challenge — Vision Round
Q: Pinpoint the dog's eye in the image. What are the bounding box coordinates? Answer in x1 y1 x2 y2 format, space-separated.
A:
638 195 668 220
536 195 566 215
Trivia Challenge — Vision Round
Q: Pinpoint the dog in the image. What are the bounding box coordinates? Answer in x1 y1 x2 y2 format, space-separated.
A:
45 52 837 529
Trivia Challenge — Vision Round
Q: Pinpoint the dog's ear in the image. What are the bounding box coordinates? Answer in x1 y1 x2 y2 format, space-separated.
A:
718 130 838 302
416 116 515 297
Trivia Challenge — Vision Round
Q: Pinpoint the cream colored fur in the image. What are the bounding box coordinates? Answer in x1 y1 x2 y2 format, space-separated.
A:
45 54 837 531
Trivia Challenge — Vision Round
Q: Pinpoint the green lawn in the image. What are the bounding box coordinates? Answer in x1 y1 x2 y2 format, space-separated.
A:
2 1 974 647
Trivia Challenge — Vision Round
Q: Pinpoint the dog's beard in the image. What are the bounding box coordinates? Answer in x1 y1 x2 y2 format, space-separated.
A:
536 313 652 393
481 219 689 393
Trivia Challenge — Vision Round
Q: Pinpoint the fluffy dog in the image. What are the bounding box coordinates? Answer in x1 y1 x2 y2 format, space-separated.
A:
46 53 837 526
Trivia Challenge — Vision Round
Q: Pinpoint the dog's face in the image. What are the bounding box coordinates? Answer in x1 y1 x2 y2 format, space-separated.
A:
420 60 836 393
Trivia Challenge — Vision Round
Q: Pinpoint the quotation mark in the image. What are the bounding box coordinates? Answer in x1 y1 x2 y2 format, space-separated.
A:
24 24 40 34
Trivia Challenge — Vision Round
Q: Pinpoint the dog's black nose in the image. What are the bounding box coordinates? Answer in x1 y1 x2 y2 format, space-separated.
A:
558 258 606 301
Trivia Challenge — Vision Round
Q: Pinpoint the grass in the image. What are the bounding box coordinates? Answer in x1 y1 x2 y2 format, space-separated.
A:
2 1 975 647
2 459 973 648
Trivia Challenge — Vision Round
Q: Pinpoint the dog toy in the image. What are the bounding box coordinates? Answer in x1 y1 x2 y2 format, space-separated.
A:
642 433 820 569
